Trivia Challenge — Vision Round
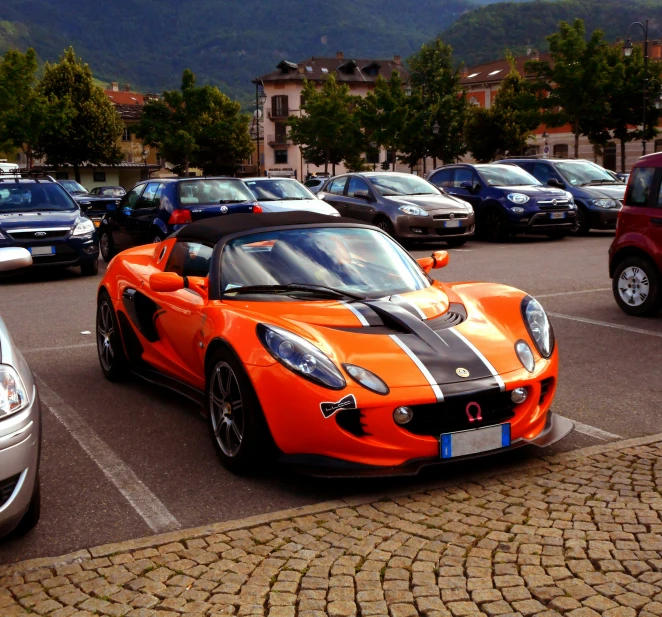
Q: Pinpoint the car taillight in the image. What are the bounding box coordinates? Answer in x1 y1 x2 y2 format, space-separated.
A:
168 209 193 225
252 203 262 213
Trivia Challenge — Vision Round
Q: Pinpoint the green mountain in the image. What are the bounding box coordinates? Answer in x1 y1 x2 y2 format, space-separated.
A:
444 0 662 68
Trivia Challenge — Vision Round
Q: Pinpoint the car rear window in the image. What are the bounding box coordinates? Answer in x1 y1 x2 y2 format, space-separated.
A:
177 179 254 205
626 167 656 206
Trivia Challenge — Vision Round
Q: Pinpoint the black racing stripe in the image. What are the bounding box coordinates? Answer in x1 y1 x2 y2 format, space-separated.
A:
351 303 384 326
388 295 425 319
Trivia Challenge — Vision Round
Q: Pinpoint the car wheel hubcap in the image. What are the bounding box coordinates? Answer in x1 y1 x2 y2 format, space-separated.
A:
618 266 650 307
210 362 244 457
377 221 390 233
100 234 110 258
153 236 161 244
97 302 115 371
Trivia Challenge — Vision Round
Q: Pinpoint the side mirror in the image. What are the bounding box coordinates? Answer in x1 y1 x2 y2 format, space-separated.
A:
417 250 449 273
354 189 372 200
0 247 32 273
79 201 91 212
150 272 185 292
547 178 564 188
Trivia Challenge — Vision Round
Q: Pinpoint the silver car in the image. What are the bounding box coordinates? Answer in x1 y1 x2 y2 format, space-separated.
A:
0 247 41 537
243 177 340 216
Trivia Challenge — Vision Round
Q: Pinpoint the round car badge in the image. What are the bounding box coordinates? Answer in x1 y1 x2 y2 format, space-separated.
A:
552 199 558 206
220 205 229 213
456 367 470 378
449 213 455 220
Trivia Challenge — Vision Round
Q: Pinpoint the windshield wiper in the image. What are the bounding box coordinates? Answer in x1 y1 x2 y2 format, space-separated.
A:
223 283 364 301
408 192 436 196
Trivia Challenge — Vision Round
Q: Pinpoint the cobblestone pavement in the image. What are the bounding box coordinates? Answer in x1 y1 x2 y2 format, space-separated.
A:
4 438 662 617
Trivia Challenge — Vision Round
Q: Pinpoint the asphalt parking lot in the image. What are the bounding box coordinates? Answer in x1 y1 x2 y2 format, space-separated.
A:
1 231 661 565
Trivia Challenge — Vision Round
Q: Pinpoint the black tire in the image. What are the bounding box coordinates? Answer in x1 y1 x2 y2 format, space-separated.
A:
374 216 395 238
80 259 99 276
206 347 273 473
571 206 590 235
612 256 662 317
99 231 116 263
96 291 129 381
478 207 510 242
12 475 40 536
446 237 468 247
546 231 568 240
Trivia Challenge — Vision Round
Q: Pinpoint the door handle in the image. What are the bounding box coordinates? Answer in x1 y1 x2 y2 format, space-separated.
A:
651 217 662 226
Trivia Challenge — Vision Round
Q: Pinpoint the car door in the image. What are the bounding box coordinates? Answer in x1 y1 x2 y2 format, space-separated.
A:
109 184 146 251
127 182 162 244
343 176 377 222
626 167 662 261
319 176 348 215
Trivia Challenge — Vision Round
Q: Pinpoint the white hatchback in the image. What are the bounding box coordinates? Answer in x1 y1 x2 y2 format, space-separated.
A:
243 178 340 216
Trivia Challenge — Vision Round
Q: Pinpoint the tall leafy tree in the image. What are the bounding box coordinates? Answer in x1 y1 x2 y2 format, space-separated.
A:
287 75 364 174
0 48 45 167
36 47 123 182
526 19 611 159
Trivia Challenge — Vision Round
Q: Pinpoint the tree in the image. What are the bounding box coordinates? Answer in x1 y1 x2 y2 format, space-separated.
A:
36 47 123 182
526 19 611 159
0 49 45 167
136 69 253 176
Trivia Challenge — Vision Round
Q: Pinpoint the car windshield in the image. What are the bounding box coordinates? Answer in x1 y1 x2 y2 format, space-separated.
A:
97 187 125 197
477 165 541 187
0 183 77 212
60 180 88 194
555 161 618 186
221 227 430 299
244 179 315 201
178 179 255 205
366 174 440 196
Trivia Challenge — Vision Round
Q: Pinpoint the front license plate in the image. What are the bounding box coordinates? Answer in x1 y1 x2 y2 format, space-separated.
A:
28 246 55 256
550 212 566 219
444 220 461 228
440 423 510 459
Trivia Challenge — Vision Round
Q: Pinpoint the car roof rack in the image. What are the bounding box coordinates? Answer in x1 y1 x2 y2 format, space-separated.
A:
0 169 56 183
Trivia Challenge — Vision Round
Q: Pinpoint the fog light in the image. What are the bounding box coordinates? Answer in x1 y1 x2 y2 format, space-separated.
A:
511 387 528 404
411 227 423 234
515 340 535 373
393 406 414 425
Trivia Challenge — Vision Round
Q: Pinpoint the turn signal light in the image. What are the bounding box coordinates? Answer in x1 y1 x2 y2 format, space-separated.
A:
168 209 193 225
252 203 263 213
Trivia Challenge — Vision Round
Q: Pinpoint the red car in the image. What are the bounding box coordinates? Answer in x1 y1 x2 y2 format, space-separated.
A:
609 153 662 316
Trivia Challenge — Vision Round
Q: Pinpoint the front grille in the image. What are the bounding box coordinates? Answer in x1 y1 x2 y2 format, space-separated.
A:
401 390 515 437
537 200 570 211
433 213 469 220
539 378 554 406
29 245 77 264
335 408 369 437
8 229 70 240
0 474 20 507
434 227 465 236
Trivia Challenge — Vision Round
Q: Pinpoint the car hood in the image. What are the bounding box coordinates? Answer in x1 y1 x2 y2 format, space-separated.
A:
73 194 118 204
384 194 470 211
580 184 626 200
238 284 525 388
0 210 79 230
258 199 339 216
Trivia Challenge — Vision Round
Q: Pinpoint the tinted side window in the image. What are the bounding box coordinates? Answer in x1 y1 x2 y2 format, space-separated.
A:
347 176 370 197
429 169 453 188
165 242 214 278
140 183 160 207
626 167 656 207
453 168 478 187
530 163 559 185
327 177 348 195
124 185 145 209
154 184 164 208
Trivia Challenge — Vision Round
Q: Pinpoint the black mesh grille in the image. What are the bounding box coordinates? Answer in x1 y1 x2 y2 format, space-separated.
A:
401 390 515 437
335 408 369 437
539 378 553 405
0 474 20 507
433 213 469 220
8 229 69 240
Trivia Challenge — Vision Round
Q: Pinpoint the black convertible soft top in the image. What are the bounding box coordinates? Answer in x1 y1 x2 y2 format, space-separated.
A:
175 212 359 245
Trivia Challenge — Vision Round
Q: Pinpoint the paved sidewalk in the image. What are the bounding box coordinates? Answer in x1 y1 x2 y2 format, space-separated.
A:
3 437 662 617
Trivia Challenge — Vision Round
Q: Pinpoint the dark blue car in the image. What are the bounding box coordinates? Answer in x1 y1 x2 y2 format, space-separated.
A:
98 177 260 262
427 163 578 241
0 175 99 275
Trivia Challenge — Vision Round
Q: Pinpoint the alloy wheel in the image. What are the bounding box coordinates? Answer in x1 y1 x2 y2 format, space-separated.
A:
100 233 111 260
617 266 650 307
97 301 115 371
152 235 162 244
377 220 390 233
209 362 244 458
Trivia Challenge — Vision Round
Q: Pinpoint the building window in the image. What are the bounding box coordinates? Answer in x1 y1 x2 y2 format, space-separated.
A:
274 150 288 164
524 145 539 157
271 95 289 118
603 143 616 171
55 172 69 180
553 144 568 158
93 172 106 182
122 128 131 142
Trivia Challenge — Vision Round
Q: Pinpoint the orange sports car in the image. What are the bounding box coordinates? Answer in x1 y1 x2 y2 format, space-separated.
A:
96 212 573 475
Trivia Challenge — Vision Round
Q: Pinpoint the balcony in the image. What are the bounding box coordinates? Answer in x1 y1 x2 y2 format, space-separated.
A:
268 134 292 147
267 107 289 119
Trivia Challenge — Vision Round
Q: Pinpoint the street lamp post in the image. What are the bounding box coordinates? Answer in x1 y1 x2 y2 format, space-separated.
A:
254 80 267 176
623 19 650 155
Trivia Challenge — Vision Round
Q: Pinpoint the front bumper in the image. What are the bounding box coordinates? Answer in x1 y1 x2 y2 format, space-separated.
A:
512 210 577 234
0 235 99 267
393 211 476 240
587 207 619 230
0 389 40 537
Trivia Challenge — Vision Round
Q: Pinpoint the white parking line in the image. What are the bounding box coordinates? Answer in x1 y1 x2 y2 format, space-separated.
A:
23 343 96 353
560 417 622 441
549 313 662 338
536 288 610 298
36 376 181 534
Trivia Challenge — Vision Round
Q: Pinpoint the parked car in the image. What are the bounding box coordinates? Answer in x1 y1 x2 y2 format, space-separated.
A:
0 162 20 178
428 163 576 241
318 172 475 246
499 159 625 235
90 186 126 198
98 177 261 262
242 177 340 216
609 153 662 316
59 180 123 226
0 247 41 537
303 178 326 194
95 211 572 474
0 175 99 275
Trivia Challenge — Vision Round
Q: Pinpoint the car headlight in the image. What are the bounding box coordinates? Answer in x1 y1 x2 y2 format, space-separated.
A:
328 210 341 217
71 218 95 236
521 296 555 358
342 364 389 395
399 205 429 217
564 191 575 208
0 365 29 418
515 341 535 373
511 207 525 214
507 193 530 204
257 324 346 390
589 198 616 208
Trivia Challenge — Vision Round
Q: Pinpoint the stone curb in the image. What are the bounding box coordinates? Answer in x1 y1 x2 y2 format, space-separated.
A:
3 429 662 577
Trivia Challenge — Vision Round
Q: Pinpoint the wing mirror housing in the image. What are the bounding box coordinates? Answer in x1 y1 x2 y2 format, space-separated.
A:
354 189 372 200
150 272 185 292
460 181 480 194
0 247 32 273
547 178 564 188
417 250 449 273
